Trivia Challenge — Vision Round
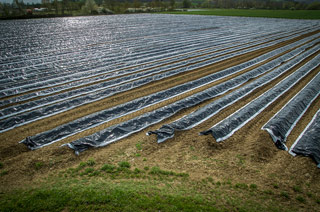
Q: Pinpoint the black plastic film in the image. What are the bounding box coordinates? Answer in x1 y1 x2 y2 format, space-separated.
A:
148 45 320 144
262 72 320 150
2 32 309 132
290 109 320 168
200 53 320 143
65 47 319 154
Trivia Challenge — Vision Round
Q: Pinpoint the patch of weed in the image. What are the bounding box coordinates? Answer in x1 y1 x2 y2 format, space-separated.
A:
0 170 8 176
144 166 149 171
101 164 116 173
263 190 274 195
296 196 306 203
225 179 232 185
307 192 313 198
236 155 245 165
135 142 142 150
293 185 302 193
235 183 248 190
80 167 95 176
148 166 188 178
150 166 174 176
207 177 214 184
88 171 100 177
134 168 141 174
143 158 147 161
249 184 257 189
118 161 131 169
191 156 198 160
273 184 279 189
135 153 141 157
280 191 290 199
175 172 189 177
35 162 43 170
77 162 87 169
87 159 96 166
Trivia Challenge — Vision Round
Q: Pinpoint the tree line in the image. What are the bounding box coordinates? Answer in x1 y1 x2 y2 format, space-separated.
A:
1 0 319 19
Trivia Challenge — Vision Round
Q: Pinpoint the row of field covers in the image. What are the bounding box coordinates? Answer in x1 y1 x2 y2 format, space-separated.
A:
0 15 319 167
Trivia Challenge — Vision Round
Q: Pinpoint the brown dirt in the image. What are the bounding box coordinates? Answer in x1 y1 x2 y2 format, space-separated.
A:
0 30 319 210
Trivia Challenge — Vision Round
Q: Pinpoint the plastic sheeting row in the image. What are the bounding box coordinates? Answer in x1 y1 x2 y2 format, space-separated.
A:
290 109 320 168
2 30 317 120
0 28 260 78
21 42 318 154
2 14 317 58
0 31 230 81
262 72 320 150
3 19 289 84
200 54 320 142
2 31 314 133
148 45 320 143
2 15 219 57
0 29 282 103
0 27 304 98
0 29 223 71
20 38 318 150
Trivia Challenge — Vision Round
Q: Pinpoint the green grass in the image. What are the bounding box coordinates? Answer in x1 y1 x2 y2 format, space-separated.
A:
0 180 220 212
1 160 316 211
0 176 297 212
162 9 320 19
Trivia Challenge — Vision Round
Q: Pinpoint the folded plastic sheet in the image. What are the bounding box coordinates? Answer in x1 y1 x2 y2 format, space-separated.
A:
262 72 320 150
64 46 319 155
148 45 320 143
290 109 320 168
200 53 320 142
21 38 315 150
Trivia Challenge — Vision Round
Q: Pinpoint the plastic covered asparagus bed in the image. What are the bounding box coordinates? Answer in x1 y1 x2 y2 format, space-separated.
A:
1 14 319 166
